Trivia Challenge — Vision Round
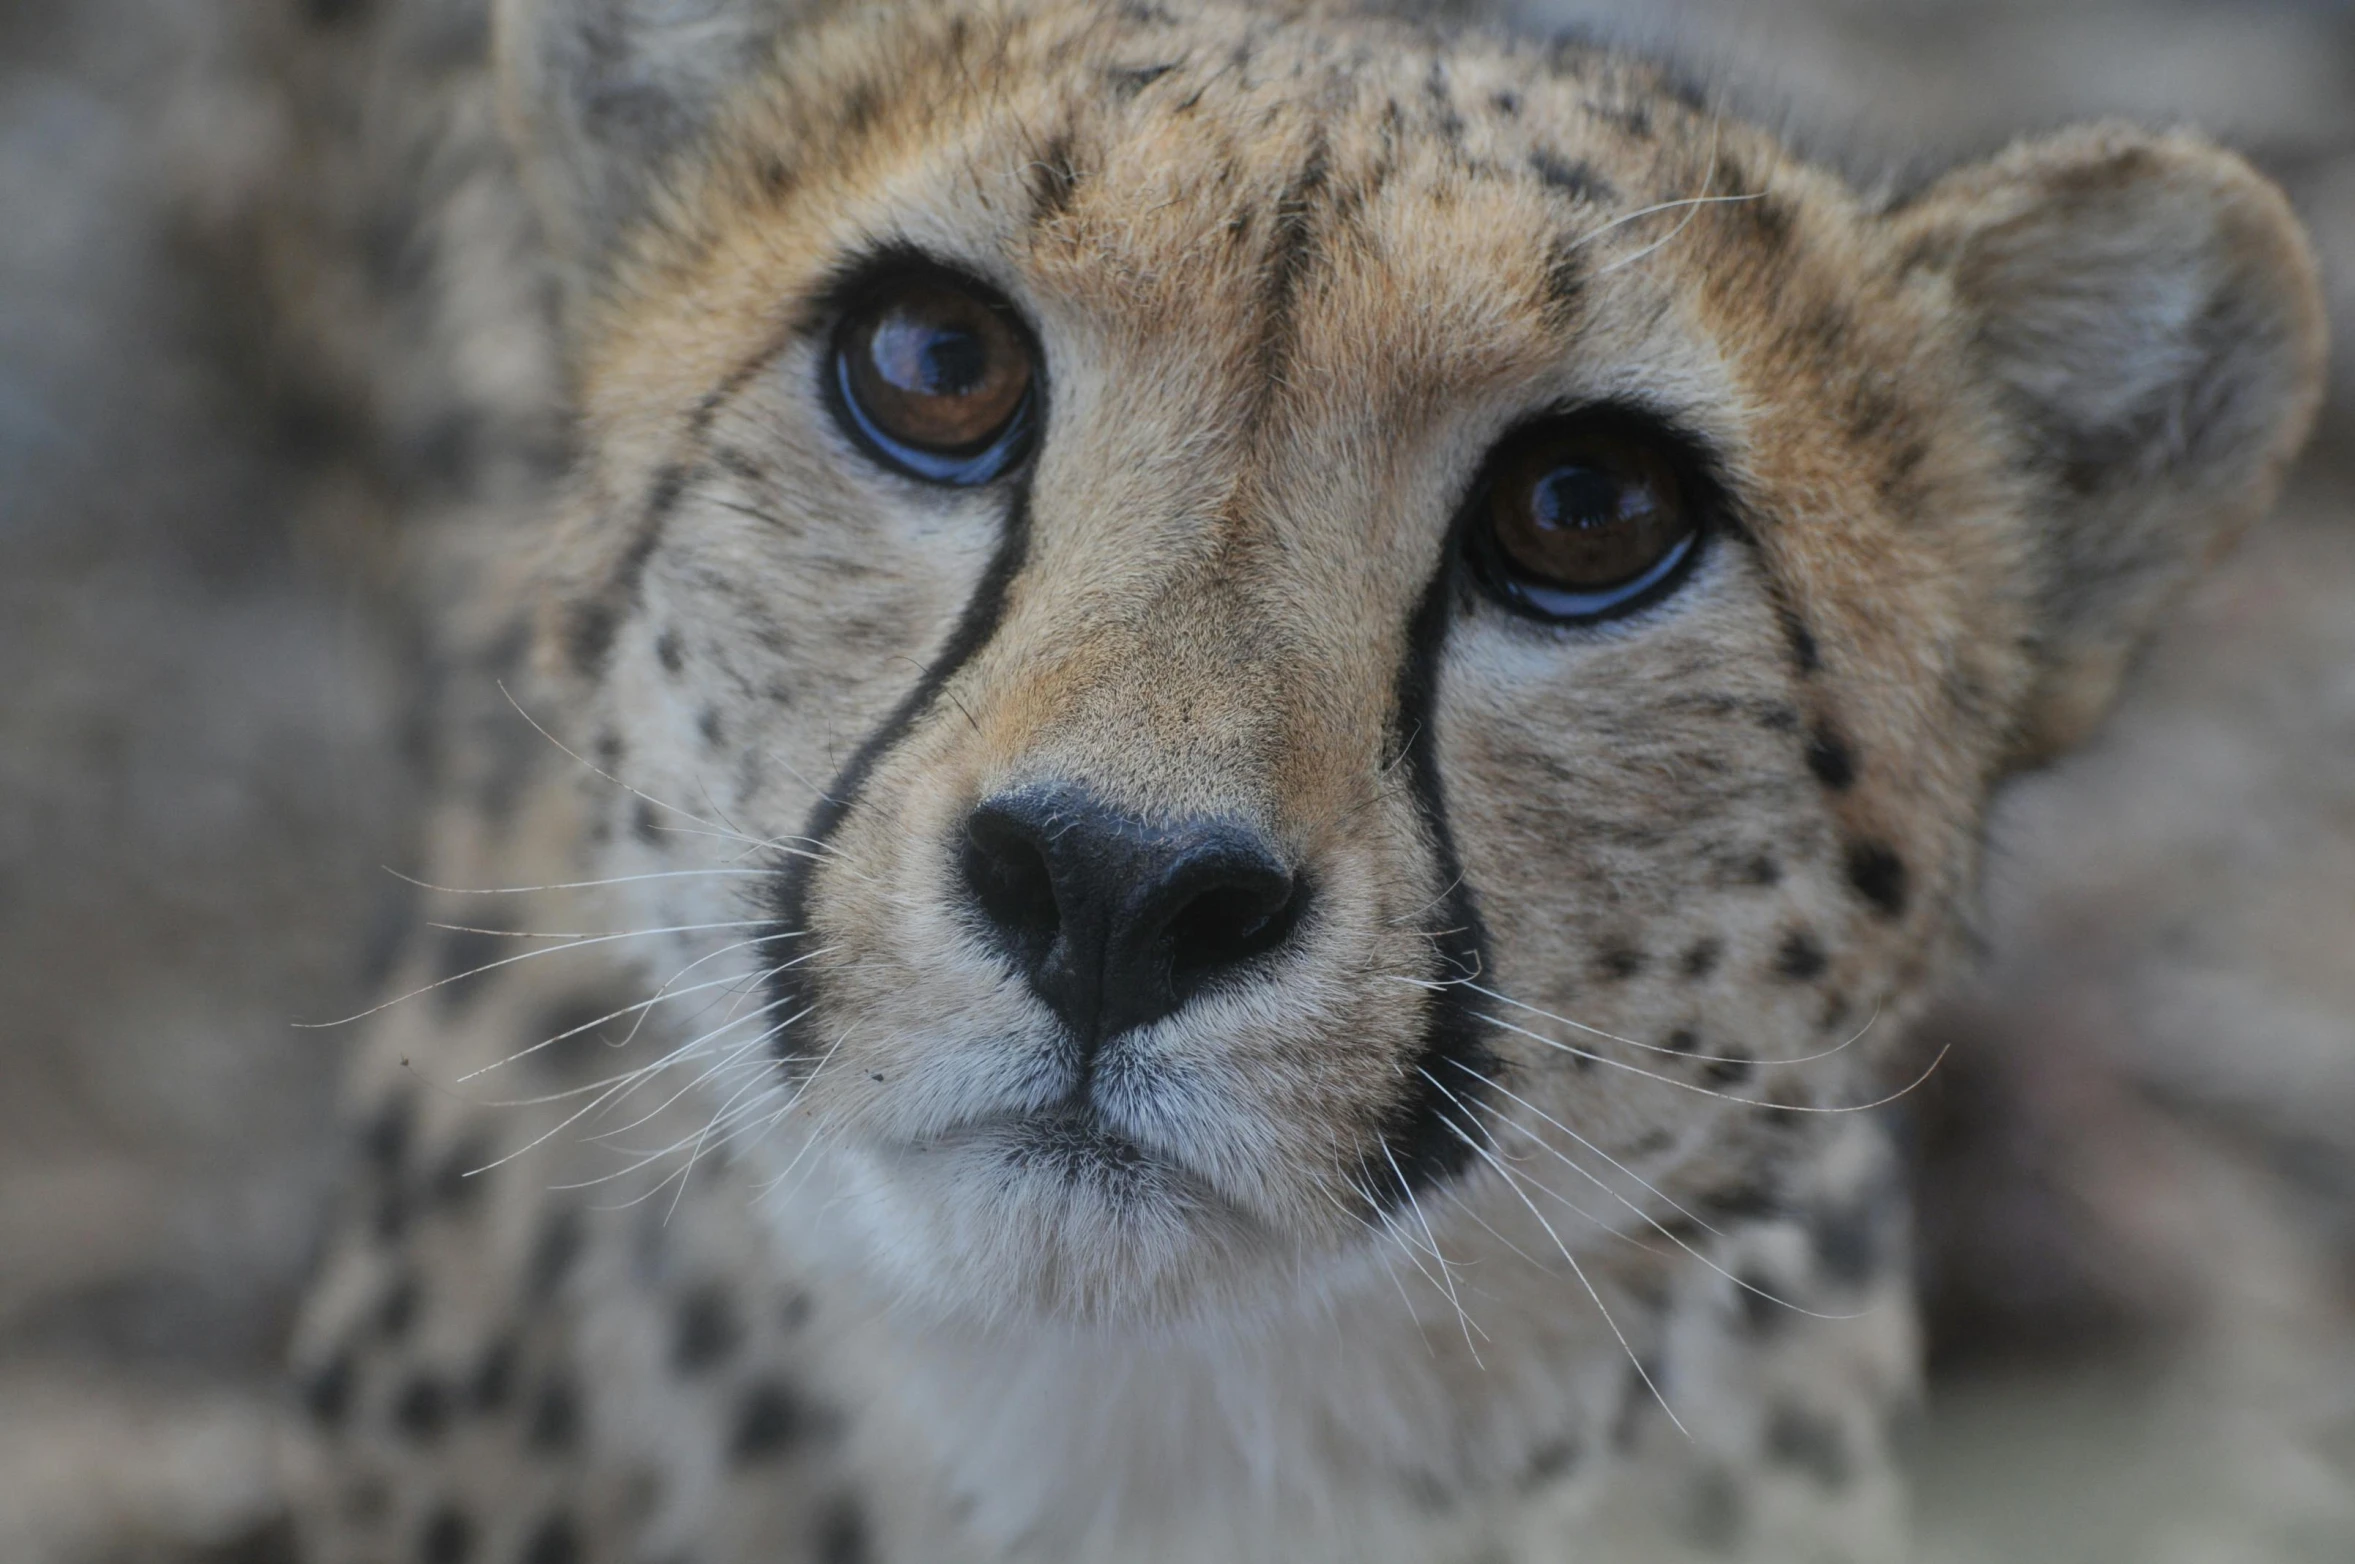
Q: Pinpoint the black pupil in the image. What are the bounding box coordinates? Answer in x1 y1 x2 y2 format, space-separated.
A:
878 316 988 397
1532 464 1625 532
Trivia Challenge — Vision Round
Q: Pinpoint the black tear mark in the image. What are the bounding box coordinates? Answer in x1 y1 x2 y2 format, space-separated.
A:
1805 726 1856 790
1368 553 1502 1206
1775 930 1828 982
764 483 1035 1063
1528 150 1613 203
1844 841 1909 918
1765 1404 1852 1490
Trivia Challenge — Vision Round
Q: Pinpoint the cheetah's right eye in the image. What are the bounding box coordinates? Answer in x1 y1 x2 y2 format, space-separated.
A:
830 274 1037 486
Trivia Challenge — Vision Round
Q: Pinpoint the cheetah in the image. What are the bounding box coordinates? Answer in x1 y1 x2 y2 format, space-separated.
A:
281 1 2327 1560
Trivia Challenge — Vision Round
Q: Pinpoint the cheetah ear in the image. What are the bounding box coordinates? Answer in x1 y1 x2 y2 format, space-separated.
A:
493 0 803 303
1890 125 2327 766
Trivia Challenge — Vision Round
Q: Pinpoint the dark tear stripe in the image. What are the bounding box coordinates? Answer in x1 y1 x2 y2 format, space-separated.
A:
764 485 1035 1062
1367 563 1501 1209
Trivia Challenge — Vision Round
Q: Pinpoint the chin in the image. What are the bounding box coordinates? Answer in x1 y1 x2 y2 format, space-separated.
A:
821 1111 1317 1329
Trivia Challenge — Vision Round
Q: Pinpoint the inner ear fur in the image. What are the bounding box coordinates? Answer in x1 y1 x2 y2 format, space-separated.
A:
1890 124 2327 766
494 0 812 307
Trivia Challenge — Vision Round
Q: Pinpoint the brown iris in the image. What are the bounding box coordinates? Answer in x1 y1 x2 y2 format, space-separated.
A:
834 276 1036 483
1473 417 1699 620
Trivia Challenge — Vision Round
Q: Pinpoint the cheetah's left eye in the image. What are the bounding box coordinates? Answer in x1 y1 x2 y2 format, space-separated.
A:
830 271 1038 486
1464 413 1702 623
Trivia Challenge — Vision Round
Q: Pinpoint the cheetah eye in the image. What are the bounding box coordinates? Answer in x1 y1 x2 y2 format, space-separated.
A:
831 272 1038 485
1464 412 1702 623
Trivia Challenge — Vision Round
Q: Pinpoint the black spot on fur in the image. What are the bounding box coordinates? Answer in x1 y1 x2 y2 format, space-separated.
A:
1705 1054 1755 1085
1765 1404 1852 1489
1028 132 1081 225
697 707 725 749
1681 939 1722 980
362 1092 415 1176
593 730 624 769
1844 841 1909 918
1109 62 1177 96
563 600 618 676
376 1272 421 1341
1778 608 1821 675
1819 990 1852 1032
302 1350 356 1428
655 628 684 674
1490 89 1521 117
302 0 370 27
632 799 663 846
815 1496 870 1564
1811 1198 1884 1286
1804 726 1856 790
420 1504 474 1564
520 1514 580 1564
730 1380 819 1462
469 1335 518 1412
1596 942 1646 980
759 156 795 198
1735 1269 1784 1334
1540 233 1585 321
1702 1184 1779 1222
1517 1435 1582 1492
434 927 503 1016
1528 150 1611 202
1666 1027 1700 1053
429 1134 489 1213
393 1374 451 1443
1592 97 1652 138
527 1376 580 1453
526 1208 584 1302
1775 930 1828 982
779 1291 813 1331
672 1286 741 1373
1685 1466 1744 1552
1743 854 1780 887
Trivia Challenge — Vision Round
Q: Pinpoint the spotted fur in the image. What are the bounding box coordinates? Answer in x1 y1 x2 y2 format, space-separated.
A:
285 2 2325 1561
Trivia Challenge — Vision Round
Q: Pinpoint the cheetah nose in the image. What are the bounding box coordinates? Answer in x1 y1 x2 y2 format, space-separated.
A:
958 784 1307 1059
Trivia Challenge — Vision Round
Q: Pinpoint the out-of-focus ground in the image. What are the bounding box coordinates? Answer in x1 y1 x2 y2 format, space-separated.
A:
0 1 2348 1560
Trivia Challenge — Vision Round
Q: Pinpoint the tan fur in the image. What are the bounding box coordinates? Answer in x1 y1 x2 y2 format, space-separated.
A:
284 3 2325 1561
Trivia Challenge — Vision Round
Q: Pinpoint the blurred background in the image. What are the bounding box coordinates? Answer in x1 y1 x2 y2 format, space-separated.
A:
1 1 2349 1560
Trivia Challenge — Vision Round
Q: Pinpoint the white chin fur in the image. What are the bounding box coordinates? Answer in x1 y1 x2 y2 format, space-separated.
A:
810 1123 1324 1327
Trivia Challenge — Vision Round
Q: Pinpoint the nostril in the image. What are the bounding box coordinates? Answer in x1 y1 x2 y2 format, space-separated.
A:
962 810 1061 961
1165 868 1305 990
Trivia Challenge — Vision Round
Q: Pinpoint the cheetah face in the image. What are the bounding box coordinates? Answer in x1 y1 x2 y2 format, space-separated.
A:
515 1 2321 1325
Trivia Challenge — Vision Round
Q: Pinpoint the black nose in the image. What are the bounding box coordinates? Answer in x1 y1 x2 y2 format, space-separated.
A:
959 785 1306 1055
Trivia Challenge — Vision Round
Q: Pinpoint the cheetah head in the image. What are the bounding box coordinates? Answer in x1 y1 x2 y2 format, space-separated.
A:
498 0 2323 1328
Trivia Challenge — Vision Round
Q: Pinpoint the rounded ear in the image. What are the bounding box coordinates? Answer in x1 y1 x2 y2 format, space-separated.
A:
494 0 802 306
1889 125 2328 766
